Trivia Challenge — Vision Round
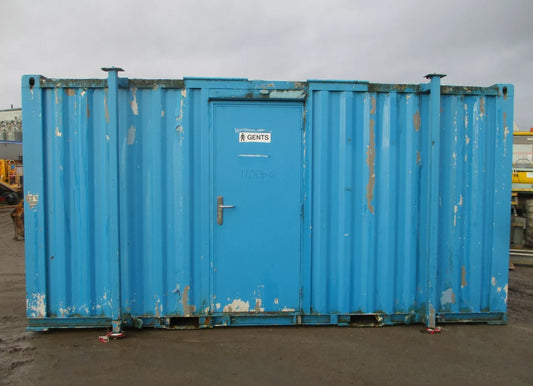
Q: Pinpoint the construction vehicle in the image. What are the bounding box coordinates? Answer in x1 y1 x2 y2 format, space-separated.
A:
0 159 22 205
511 131 533 247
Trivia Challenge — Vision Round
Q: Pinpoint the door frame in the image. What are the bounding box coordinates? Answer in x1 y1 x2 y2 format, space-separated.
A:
208 98 308 315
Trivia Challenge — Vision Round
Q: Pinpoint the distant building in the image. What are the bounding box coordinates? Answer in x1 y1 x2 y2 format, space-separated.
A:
0 108 23 160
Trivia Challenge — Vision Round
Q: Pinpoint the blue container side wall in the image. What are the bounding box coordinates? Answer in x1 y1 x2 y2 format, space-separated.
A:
22 75 513 327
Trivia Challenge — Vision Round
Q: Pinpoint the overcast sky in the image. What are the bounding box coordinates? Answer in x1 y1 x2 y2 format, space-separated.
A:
1 0 531 129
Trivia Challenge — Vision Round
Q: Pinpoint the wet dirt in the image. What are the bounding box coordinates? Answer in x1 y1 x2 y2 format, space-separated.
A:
1 208 533 385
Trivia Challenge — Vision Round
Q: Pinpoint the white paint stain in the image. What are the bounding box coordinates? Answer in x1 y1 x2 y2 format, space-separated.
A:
465 134 470 145
127 125 136 145
274 298 279 304
27 293 46 318
25 192 39 208
440 288 456 305
105 134 110 141
130 88 139 115
223 299 250 312
55 127 62 137
161 110 165 117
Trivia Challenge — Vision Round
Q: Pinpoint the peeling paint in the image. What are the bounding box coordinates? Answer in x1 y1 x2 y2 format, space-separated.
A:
503 284 508 304
176 125 184 144
465 134 470 145
461 266 468 288
254 299 264 312
274 298 279 304
491 277 497 286
182 285 196 316
55 127 62 137
223 299 250 312
161 110 165 118
366 119 376 214
464 104 469 128
440 288 456 305
130 88 139 115
66 88 75 97
105 134 110 141
503 112 509 142
282 307 295 312
27 293 46 318
413 111 421 132
370 96 376 115
26 192 39 208
104 96 109 124
127 125 136 145
216 303 221 310
479 97 485 117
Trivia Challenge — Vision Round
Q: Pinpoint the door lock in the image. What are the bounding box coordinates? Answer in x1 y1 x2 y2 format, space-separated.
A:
217 196 235 225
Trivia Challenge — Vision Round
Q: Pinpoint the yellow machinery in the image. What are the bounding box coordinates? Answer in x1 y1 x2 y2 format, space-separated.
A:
0 159 22 187
511 132 533 247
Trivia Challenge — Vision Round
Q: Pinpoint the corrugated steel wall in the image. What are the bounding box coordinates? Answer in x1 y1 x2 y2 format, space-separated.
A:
22 71 513 330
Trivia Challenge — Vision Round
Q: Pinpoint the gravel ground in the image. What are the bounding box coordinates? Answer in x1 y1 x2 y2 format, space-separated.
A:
1 208 532 385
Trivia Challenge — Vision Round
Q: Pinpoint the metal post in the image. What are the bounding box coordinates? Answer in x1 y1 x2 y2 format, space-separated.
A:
424 73 445 328
102 67 124 333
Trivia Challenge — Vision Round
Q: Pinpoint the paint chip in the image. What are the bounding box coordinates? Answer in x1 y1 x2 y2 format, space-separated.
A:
130 88 139 115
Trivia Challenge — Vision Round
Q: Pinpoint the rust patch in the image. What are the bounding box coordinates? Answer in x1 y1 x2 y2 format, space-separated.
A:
503 112 509 141
104 96 109 124
366 119 376 214
413 111 421 132
66 88 75 97
370 97 376 115
461 266 468 288
182 285 195 316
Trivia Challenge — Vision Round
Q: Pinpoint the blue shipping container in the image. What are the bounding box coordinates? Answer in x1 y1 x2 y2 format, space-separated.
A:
22 69 513 332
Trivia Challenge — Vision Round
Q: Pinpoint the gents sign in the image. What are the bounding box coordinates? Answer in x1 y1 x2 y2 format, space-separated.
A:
238 132 271 143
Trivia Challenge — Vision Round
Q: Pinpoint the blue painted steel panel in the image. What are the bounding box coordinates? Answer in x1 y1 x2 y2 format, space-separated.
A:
22 71 513 331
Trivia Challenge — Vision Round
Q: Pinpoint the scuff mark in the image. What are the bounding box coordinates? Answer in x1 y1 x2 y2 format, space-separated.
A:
182 285 196 316
25 193 39 208
454 205 458 227
366 119 376 214
104 96 109 123
223 299 250 312
440 288 456 305
176 125 184 144
127 125 136 145
413 111 421 132
161 110 165 118
130 88 139 115
254 299 264 313
461 266 468 288
172 284 180 295
66 88 75 97
465 134 470 145
370 96 376 115
27 293 46 318
282 307 295 312
55 127 62 137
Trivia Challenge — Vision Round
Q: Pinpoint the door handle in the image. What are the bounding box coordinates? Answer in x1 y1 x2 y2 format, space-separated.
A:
217 196 235 225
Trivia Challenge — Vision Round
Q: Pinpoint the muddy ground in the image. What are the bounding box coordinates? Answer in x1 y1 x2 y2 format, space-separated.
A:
1 208 532 385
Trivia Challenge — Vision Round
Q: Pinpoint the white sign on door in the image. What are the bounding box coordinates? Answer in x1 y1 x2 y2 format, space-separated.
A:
238 132 271 143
